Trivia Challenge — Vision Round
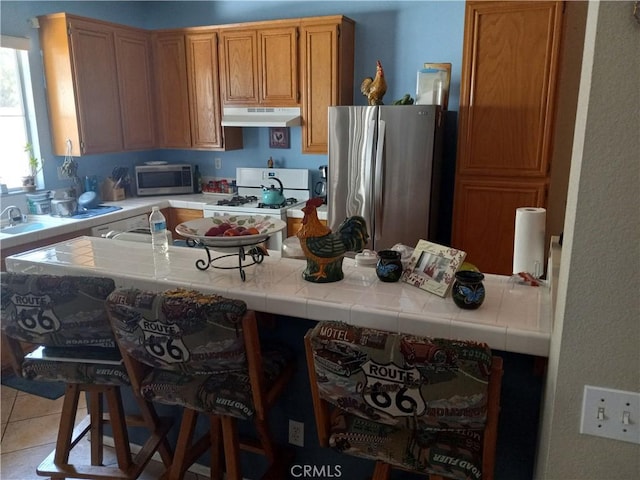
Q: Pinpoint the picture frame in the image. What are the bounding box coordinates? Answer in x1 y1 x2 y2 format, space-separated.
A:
269 127 290 149
416 62 452 110
401 239 466 297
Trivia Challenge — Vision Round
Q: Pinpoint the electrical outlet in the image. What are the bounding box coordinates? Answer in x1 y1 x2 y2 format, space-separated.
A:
580 385 640 444
214 157 222 170
288 419 304 447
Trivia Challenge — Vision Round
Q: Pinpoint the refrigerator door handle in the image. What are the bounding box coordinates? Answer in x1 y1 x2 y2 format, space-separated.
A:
374 119 386 236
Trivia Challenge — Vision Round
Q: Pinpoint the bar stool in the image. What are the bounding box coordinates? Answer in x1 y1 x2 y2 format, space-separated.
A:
305 320 504 480
105 287 296 480
0 272 172 479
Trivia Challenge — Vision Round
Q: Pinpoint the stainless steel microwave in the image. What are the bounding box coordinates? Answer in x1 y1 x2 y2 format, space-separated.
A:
135 164 193 196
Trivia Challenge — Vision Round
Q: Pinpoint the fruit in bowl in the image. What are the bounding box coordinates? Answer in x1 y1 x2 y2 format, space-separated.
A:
205 223 260 237
175 215 286 247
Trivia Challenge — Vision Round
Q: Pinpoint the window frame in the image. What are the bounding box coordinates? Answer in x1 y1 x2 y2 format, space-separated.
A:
1 34 42 192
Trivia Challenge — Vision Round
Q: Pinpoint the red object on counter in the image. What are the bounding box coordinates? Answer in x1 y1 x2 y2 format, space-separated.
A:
518 272 540 286
203 180 230 193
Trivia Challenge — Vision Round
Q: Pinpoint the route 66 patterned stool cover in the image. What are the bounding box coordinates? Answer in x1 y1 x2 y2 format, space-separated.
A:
106 288 292 420
307 320 493 480
0 272 129 385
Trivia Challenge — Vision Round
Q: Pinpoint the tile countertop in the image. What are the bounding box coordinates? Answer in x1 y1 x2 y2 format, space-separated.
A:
0 194 324 250
5 236 552 357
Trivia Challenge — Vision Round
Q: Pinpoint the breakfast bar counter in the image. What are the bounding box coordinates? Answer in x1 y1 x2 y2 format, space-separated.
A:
5 236 552 357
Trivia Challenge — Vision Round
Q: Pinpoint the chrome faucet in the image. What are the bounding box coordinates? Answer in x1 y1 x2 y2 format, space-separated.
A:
0 206 24 226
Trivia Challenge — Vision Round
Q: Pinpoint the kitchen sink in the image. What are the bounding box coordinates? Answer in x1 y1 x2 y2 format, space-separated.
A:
0 222 47 235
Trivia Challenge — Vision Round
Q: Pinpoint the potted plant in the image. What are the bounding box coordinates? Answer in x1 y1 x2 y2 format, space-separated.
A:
22 143 43 192
60 154 80 198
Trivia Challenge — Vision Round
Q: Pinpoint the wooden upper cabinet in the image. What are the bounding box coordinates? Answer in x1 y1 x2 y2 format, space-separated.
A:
186 32 223 148
39 14 123 156
219 29 259 104
219 25 298 106
39 13 354 155
452 1 563 275
259 27 299 105
300 17 355 154
456 1 563 178
39 13 157 155
153 30 243 151
152 32 192 148
114 28 156 150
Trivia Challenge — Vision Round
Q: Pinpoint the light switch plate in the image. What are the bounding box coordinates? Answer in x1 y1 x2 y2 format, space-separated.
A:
580 385 640 444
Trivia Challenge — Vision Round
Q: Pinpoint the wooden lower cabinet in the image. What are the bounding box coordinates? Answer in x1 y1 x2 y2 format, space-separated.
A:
287 217 327 237
452 178 547 275
167 207 202 234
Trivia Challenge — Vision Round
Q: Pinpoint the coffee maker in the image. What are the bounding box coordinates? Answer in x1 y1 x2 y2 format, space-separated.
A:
314 165 328 203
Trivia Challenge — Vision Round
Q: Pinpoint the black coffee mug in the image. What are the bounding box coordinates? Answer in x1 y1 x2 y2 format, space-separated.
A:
376 250 403 282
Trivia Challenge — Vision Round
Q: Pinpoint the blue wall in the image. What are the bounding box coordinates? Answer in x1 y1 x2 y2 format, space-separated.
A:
1 1 464 190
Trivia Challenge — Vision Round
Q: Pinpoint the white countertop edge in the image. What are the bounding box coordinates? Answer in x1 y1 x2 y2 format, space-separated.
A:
5 236 552 356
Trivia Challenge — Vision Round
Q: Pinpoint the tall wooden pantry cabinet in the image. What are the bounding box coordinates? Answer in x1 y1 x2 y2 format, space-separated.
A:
451 1 564 275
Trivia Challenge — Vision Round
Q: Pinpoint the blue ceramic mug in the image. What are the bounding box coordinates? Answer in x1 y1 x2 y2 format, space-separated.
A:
376 250 403 282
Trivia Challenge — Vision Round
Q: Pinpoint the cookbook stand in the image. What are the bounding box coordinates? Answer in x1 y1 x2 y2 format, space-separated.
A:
185 238 266 281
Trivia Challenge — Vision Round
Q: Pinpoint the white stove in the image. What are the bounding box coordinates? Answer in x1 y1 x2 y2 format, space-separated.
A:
203 168 311 251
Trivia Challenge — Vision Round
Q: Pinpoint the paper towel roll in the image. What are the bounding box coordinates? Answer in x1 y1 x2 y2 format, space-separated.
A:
512 207 546 276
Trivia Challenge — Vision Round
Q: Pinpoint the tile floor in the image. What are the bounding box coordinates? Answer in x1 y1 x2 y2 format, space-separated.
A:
0 385 205 480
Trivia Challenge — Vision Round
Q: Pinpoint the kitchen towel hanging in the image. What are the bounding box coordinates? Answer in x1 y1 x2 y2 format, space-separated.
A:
512 207 546 277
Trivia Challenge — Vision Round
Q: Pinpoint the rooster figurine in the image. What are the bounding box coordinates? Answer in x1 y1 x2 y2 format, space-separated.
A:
297 197 369 283
360 60 387 106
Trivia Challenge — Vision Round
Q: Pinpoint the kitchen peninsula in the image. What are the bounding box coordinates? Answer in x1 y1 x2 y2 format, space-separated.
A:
5 235 552 357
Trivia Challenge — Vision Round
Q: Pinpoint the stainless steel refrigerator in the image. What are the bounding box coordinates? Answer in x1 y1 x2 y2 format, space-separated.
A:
327 105 443 251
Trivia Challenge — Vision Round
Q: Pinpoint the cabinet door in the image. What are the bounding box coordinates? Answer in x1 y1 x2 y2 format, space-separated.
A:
115 28 156 150
168 208 203 233
452 178 547 275
153 33 192 148
259 27 298 105
68 18 123 154
300 24 337 154
456 1 563 178
287 217 326 237
300 19 355 154
186 32 223 148
219 29 259 104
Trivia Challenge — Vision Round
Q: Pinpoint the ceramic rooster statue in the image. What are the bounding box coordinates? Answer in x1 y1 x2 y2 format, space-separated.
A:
360 60 387 106
297 197 369 283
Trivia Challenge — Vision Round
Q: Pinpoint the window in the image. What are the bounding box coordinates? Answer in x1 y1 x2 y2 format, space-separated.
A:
1 35 40 191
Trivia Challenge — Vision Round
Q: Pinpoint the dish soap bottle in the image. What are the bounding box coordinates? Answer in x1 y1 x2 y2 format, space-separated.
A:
193 165 203 193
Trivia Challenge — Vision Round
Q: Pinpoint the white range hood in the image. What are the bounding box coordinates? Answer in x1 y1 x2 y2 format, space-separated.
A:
221 106 301 127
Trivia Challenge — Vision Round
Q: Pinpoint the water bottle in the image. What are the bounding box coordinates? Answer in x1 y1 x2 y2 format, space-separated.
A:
149 206 170 278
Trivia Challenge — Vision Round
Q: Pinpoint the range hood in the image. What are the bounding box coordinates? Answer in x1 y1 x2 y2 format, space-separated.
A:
221 107 301 127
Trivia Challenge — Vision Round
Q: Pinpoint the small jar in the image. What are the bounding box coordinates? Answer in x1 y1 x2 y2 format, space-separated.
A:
452 270 485 309
376 250 403 283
